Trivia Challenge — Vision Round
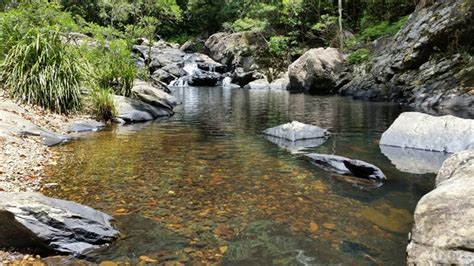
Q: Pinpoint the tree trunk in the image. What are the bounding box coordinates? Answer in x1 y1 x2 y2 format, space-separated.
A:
338 0 343 49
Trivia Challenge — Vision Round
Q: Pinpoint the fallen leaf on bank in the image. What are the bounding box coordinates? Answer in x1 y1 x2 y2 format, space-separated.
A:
99 261 119 266
323 223 336 230
214 224 233 238
309 222 319 233
139 256 158 263
219 246 228 253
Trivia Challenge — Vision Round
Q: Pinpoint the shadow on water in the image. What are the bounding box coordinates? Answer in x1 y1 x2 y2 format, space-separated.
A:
44 86 441 265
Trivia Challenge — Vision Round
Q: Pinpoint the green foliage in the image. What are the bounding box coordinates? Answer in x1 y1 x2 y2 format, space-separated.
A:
268 36 290 56
232 18 268 32
1 31 84 113
90 87 116 121
82 39 137 97
359 16 408 40
348 48 371 64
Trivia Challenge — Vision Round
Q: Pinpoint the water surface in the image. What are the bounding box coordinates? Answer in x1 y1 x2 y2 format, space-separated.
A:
45 87 436 265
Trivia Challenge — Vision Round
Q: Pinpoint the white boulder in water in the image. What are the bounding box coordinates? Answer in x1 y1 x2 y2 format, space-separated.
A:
380 112 474 153
305 153 387 180
263 121 329 142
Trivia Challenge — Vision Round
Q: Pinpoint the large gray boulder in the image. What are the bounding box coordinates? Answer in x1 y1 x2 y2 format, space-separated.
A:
407 149 474 265
113 95 173 122
305 153 387 180
0 192 119 255
263 121 329 142
205 32 259 71
380 112 474 153
287 48 345 93
131 80 179 110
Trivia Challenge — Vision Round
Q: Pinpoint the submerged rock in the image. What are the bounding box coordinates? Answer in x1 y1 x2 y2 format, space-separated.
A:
287 47 345 93
189 71 221 87
113 95 173 123
380 145 449 174
407 149 474 265
305 153 386 180
0 192 119 255
380 112 474 153
263 121 329 142
67 120 104 133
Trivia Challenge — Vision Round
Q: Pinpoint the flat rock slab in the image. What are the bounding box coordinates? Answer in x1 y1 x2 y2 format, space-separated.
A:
132 79 179 110
305 153 386 180
67 120 104 133
407 149 474 265
263 121 329 142
380 112 474 153
113 95 173 123
0 192 119 255
380 145 449 174
243 79 270 90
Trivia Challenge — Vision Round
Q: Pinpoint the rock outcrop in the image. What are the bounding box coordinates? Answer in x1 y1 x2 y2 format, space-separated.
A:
287 48 345 93
407 149 474 265
113 95 173 123
131 80 179 110
243 79 270 90
341 0 474 113
0 193 119 255
205 31 260 71
380 112 474 153
305 153 387 180
67 120 104 133
263 121 330 142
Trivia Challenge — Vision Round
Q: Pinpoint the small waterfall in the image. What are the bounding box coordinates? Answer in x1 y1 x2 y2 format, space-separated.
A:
169 54 199 87
222 77 232 88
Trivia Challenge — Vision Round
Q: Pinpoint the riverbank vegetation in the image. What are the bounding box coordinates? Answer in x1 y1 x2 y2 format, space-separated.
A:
0 0 418 117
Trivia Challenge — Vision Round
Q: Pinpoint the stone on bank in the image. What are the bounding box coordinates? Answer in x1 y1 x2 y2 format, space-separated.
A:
407 149 474 265
0 192 119 255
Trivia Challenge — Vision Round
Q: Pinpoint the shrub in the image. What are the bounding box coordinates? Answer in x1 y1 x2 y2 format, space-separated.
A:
268 36 290 56
1 30 84 113
359 16 408 41
232 18 268 32
348 48 371 64
83 39 137 97
90 87 116 121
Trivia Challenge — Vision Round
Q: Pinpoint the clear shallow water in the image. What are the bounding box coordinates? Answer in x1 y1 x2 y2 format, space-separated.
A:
45 87 437 265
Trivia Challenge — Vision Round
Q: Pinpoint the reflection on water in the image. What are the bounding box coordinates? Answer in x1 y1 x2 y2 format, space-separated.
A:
45 87 436 265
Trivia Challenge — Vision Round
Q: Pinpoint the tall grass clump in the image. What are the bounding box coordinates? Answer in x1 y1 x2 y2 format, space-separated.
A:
83 39 137 97
90 87 116 121
1 30 84 113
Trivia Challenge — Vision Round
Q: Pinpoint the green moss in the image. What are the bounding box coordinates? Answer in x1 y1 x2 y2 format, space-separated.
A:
348 48 371 64
359 16 409 41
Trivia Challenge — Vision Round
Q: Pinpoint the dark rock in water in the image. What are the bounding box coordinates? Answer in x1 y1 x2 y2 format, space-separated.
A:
197 62 227 74
151 69 175 84
231 68 266 87
189 71 221 87
305 153 386 180
0 192 119 255
85 215 187 262
287 47 345 93
263 121 330 142
113 95 174 123
340 240 378 258
67 120 104 133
